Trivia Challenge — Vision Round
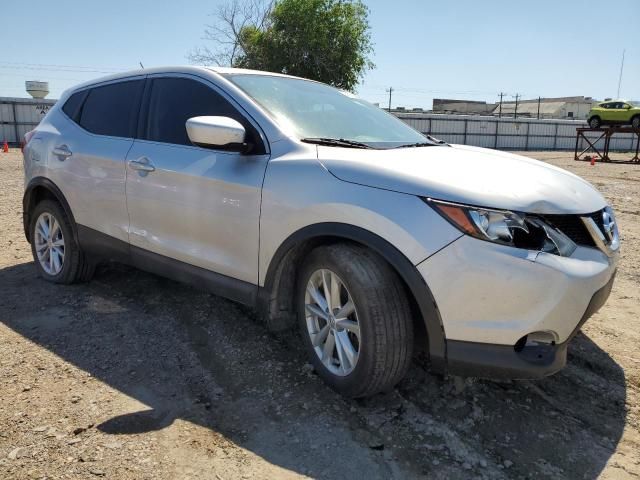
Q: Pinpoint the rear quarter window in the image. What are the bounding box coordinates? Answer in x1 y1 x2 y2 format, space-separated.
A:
61 91 87 121
79 80 144 138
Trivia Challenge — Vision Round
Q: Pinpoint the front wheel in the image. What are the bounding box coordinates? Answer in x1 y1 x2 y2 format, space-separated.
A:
589 116 601 129
632 116 640 129
29 200 94 284
297 244 414 398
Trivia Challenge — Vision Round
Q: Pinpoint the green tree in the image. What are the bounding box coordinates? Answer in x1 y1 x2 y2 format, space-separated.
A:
189 0 374 91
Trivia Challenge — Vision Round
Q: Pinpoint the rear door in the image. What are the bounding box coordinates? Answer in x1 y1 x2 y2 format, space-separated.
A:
125 74 269 284
53 78 145 243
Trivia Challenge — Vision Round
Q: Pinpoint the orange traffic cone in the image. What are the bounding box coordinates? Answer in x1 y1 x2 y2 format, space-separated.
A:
2 141 8 153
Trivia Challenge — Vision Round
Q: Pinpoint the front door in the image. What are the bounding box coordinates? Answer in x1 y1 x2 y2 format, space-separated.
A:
125 75 269 285
610 102 628 123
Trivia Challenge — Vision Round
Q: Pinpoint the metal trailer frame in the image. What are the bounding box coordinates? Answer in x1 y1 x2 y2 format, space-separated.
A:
574 127 640 164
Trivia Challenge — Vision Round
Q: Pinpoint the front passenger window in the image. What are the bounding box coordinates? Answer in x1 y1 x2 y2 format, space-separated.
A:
144 77 263 153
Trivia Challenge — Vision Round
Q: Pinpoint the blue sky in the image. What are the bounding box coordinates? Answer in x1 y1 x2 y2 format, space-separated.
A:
1 0 638 107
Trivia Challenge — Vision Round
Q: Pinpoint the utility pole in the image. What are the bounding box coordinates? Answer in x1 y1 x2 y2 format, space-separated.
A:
617 49 625 98
537 96 541 119
386 87 393 112
513 94 521 119
498 92 505 118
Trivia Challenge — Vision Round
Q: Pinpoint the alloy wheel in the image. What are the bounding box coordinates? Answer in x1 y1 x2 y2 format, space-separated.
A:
304 268 360 376
34 212 65 276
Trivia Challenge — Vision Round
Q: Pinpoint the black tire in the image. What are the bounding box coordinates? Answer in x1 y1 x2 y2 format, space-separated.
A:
589 116 601 129
297 243 413 398
632 116 640 129
29 199 94 284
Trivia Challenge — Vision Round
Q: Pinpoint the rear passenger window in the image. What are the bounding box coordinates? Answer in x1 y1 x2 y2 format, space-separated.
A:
62 91 86 121
144 77 264 153
79 80 144 138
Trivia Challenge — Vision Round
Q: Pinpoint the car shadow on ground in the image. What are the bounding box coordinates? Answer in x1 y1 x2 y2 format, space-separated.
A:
0 261 628 478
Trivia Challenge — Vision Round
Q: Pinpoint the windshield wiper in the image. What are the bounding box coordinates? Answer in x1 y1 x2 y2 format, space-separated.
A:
394 135 447 149
301 137 373 149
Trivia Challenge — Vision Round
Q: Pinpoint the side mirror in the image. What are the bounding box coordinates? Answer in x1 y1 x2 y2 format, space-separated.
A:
185 116 247 151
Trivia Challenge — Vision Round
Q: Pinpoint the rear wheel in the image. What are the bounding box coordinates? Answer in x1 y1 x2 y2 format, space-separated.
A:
297 244 413 398
30 200 94 284
632 116 640 129
589 116 601 128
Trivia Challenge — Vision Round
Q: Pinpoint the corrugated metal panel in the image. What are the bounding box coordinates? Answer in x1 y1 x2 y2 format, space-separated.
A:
431 118 465 134
0 97 56 143
0 104 13 123
528 136 556 150
466 134 495 148
1 124 14 142
528 122 556 136
437 134 465 144
15 103 53 123
467 120 496 135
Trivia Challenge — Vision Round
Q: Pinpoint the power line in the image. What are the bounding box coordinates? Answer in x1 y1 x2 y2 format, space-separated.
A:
0 61 129 72
0 65 123 74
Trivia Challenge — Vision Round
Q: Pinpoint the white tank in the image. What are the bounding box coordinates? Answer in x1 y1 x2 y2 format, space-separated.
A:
25 81 49 99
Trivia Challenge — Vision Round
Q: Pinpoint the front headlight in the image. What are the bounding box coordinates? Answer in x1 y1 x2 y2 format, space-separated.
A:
425 198 577 257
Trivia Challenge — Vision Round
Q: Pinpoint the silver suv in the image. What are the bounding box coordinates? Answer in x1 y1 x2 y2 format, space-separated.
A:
22 66 619 397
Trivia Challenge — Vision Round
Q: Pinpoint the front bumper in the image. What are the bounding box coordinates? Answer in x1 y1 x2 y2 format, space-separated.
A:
417 235 618 378
445 271 615 378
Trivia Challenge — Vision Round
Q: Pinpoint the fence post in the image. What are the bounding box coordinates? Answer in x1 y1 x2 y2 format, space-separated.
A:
525 121 530 151
553 122 558 150
463 118 468 145
11 102 20 145
494 118 499 149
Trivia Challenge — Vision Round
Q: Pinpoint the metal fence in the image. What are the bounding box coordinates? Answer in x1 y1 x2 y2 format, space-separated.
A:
0 97 56 145
395 113 638 152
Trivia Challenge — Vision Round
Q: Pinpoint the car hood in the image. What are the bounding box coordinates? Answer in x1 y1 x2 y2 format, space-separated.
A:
317 144 607 214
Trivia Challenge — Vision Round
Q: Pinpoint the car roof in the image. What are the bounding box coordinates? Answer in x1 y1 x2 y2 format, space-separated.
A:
66 65 306 93
598 99 631 104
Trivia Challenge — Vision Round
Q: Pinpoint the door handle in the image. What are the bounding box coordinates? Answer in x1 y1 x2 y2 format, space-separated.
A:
128 158 155 173
52 145 72 160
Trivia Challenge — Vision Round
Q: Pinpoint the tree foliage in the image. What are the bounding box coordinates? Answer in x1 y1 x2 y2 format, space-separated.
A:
189 0 374 91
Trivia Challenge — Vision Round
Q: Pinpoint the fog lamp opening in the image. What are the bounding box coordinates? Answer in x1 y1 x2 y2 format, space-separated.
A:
514 331 558 354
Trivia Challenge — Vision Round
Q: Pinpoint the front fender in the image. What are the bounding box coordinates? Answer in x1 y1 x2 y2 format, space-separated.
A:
259 158 462 371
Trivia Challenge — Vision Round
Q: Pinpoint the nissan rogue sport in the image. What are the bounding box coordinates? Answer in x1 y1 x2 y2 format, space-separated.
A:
22 66 619 397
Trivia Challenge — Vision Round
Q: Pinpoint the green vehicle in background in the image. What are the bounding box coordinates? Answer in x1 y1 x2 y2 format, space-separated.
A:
587 100 640 129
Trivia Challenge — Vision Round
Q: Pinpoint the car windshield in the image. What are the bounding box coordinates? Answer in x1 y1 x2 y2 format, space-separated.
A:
224 73 434 149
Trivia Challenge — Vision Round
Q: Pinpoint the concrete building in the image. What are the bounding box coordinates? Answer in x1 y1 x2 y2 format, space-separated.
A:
432 99 497 115
494 96 595 119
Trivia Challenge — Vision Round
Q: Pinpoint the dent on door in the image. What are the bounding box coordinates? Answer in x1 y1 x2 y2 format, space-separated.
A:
125 140 268 284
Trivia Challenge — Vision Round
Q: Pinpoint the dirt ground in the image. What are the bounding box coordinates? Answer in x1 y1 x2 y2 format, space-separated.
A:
0 149 638 480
